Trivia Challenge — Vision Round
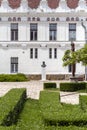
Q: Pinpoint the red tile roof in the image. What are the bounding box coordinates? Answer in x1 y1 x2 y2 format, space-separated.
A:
0 0 85 9
8 0 21 9
47 0 60 9
66 0 79 9
27 0 41 9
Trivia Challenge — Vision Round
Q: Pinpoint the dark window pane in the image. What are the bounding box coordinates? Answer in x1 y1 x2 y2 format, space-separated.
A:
30 24 37 41
68 65 71 72
35 48 38 59
69 24 76 41
11 23 18 41
11 57 18 73
54 48 57 59
49 24 57 41
30 48 33 59
49 48 52 59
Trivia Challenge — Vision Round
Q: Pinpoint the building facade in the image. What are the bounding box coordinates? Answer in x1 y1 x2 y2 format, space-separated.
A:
0 0 86 80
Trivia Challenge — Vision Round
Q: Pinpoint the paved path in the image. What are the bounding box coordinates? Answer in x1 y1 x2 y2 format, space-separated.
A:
60 92 79 105
0 80 61 99
0 81 43 99
0 81 86 105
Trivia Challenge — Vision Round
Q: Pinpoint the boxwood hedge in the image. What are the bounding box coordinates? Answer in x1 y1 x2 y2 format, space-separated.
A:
0 88 26 126
40 91 87 127
60 82 86 92
0 74 28 82
44 83 57 89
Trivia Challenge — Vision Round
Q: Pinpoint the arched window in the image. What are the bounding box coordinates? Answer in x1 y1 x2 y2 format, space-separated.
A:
17 17 21 21
56 17 60 21
66 17 70 21
27 17 31 21
71 17 74 21
32 17 36 21
47 17 50 21
13 17 16 21
8 17 12 21
37 17 40 21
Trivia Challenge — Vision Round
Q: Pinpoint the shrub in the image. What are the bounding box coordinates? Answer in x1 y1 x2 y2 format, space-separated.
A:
0 88 26 126
44 83 57 89
0 74 28 82
16 99 44 130
40 91 87 127
60 82 86 92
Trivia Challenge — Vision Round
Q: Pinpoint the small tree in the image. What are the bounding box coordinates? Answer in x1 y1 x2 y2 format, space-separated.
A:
62 44 87 77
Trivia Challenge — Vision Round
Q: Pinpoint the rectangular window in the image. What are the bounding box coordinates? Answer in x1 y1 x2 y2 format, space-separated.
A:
49 48 52 59
11 57 18 73
11 23 18 41
49 24 57 41
35 48 38 59
30 24 37 41
68 64 72 72
54 48 57 59
69 23 76 41
30 48 38 59
30 48 33 59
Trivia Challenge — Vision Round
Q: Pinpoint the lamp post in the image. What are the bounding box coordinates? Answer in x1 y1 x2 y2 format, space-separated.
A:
71 41 75 77
81 20 87 80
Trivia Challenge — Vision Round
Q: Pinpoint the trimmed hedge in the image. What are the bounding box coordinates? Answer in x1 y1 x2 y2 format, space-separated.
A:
0 88 26 126
16 99 44 130
60 82 86 92
0 73 28 82
44 83 57 89
40 91 87 127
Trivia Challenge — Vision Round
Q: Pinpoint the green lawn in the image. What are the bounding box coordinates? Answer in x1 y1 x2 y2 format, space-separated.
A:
1 89 87 129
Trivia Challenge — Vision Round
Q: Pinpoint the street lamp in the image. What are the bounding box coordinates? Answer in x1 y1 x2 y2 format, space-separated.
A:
81 20 87 80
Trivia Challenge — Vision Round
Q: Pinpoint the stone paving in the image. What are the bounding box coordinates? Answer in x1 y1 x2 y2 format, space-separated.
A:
60 92 79 105
0 80 86 104
0 81 43 99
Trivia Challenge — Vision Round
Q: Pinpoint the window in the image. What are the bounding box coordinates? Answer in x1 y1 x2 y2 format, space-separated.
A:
30 48 38 59
30 24 37 41
54 48 57 59
49 48 52 59
11 23 18 41
30 48 33 59
49 24 57 41
35 48 38 59
68 64 72 72
69 23 76 41
66 17 70 21
11 57 18 73
49 48 57 59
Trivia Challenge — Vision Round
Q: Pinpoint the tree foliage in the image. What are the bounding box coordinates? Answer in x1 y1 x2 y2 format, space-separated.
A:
62 44 87 66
